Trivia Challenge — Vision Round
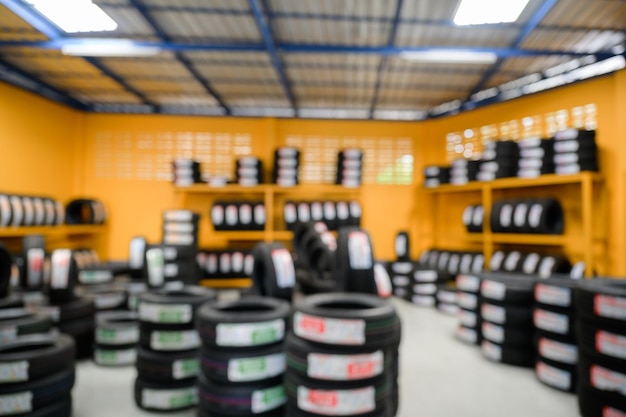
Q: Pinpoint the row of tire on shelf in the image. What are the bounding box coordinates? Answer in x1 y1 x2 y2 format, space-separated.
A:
285 200 362 231
424 128 598 187
172 147 365 188
463 197 565 235
0 195 107 227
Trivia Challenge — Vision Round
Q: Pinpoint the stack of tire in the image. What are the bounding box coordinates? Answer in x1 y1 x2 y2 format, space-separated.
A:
533 278 580 393
286 293 401 417
553 129 598 175
236 156 263 186
172 158 202 186
128 236 147 279
197 249 254 280
419 249 485 277
0 193 64 228
134 286 217 412
436 284 458 315
490 198 564 235
423 165 450 188
144 243 200 287
212 201 266 232
455 273 483 345
196 297 290 417
463 204 484 233
65 198 107 225
284 200 361 231
450 159 481 185
479 274 536 367
161 210 199 247
410 265 448 308
332 227 378 295
94 311 139 367
251 241 296 301
389 260 414 300
517 137 555 178
77 284 128 315
488 250 571 278
336 149 363 187
576 279 626 416
292 222 337 295
477 140 519 181
17 235 46 297
273 146 300 187
0 333 76 417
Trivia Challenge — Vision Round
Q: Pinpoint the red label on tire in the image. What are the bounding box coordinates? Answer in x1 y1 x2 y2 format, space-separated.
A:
309 390 337 407
595 295 626 320
300 315 325 334
604 407 626 417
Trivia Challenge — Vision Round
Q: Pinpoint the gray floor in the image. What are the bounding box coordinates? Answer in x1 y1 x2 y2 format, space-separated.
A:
74 299 578 417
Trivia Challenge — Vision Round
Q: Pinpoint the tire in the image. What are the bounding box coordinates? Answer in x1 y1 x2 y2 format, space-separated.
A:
138 286 217 325
526 198 564 234
134 376 198 412
93 343 137 367
578 350 626 403
0 295 23 310
0 367 75 413
136 346 199 382
456 292 479 311
534 278 578 308
575 279 626 326
200 342 284 384
481 322 533 346
536 255 571 278
0 242 12 299
18 395 71 417
533 306 576 338
480 274 536 305
481 340 534 367
95 311 138 345
480 302 532 326
48 249 78 305
292 293 399 348
535 357 577 393
577 318 626 364
0 334 75 383
0 309 53 340
251 242 296 301
197 297 290 348
578 382 626 417
394 232 410 261
334 228 376 294
535 332 578 365
139 320 198 352
456 274 482 294
50 298 95 321
456 325 480 345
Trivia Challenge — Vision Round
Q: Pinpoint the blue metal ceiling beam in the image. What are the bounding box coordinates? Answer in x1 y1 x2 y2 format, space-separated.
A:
369 0 404 118
248 0 296 110
0 0 61 39
126 0 231 114
464 0 560 105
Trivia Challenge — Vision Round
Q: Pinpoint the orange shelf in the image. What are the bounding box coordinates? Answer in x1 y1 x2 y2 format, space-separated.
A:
0 224 105 238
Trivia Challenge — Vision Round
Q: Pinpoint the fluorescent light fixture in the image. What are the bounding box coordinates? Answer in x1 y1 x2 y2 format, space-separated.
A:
454 0 530 25
26 0 117 33
400 49 497 64
62 39 161 57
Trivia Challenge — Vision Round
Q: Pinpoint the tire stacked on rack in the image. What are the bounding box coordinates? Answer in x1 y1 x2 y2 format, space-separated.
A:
455 273 483 345
18 235 46 296
162 210 200 247
533 278 580 392
172 158 202 186
77 284 128 315
94 311 139 367
0 308 52 343
436 284 458 315
134 286 217 413
274 147 300 187
0 194 64 228
286 293 401 417
478 140 519 181
333 227 377 295
336 149 363 187
576 279 626 416
479 274 536 367
236 157 264 186
129 236 147 279
389 261 413 300
196 297 290 417
212 201 266 232
553 129 598 175
424 166 450 188
411 266 448 308
284 201 361 231
197 249 254 280
517 138 555 178
463 204 484 233
251 242 296 301
144 244 200 287
0 333 76 417
450 159 481 185
65 199 107 225
490 198 565 235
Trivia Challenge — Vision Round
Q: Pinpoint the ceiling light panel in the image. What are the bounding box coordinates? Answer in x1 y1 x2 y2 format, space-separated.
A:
26 0 118 33
454 0 530 25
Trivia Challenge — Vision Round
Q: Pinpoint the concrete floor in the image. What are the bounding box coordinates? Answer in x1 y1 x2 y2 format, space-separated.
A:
73 298 579 417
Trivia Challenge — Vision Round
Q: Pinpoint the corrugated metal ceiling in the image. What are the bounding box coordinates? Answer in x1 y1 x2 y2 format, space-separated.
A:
0 0 624 119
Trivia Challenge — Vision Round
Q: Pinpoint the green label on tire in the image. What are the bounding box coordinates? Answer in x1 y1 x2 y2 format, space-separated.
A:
239 357 266 375
251 328 277 345
172 359 199 380
251 385 286 413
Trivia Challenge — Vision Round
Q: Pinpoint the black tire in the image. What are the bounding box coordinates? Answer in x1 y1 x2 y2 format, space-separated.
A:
138 286 217 325
0 309 53 339
526 198 564 235
197 297 290 348
480 274 536 305
136 346 199 382
456 292 479 311
200 342 284 384
93 343 137 367
578 350 626 403
81 286 127 311
21 395 72 417
578 318 626 364
198 372 285 416
535 357 577 393
394 231 410 261
534 279 578 308
95 311 138 345
481 322 533 346
481 340 534 367
134 377 198 412
0 334 75 383
0 242 12 299
533 306 576 338
576 279 626 325
456 274 482 293
334 228 377 294
251 242 295 301
65 199 102 225
292 293 399 348
48 249 78 305
57 315 95 359
578 382 626 417
52 298 96 321
0 295 23 310
535 332 578 365
480 302 532 326
456 325 480 345
0 367 74 412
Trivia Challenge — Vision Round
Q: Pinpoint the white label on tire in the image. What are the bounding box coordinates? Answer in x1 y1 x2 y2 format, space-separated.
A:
139 303 192 324
96 326 139 345
95 293 125 310
373 264 392 298
142 388 198 410
499 204 513 228
481 341 502 361
172 358 200 380
459 255 473 274
0 361 29 383
603 407 626 417
538 338 578 364
0 392 33 414
472 255 484 273
216 319 285 347
535 284 571 307
239 204 252 225
311 202 324 221
129 238 145 269
459 310 477 327
231 252 244 273
536 361 571 390
591 365 626 395
50 249 71 289
165 211 193 223
411 295 435 306
392 276 409 287
150 330 199 351
297 203 311 223
437 252 450 272
395 235 407 257
456 327 477 344
481 304 506 324
323 202 336 220
472 206 484 226
337 202 349 220
554 141 579 153
271 248 295 289
456 275 480 292
413 283 437 295
294 312 365 345
146 248 165 287
457 293 478 310
251 385 287 414
489 252 505 271
308 351 383 381
254 205 266 225
534 309 569 334
481 281 506 301
349 201 361 219
504 252 521 271
348 231 372 270
225 205 238 226
212 206 224 226
595 295 626 320
228 353 285 382
297 386 375 416
448 255 460 274
439 303 459 315
414 270 437 282
220 253 231 274
523 253 541 274
482 323 504 343
538 257 556 278
284 204 297 223
462 206 473 226
22 199 34 226
391 262 412 274
26 248 44 288
597 331 626 360
528 204 543 229
95 348 136 366
206 254 218 274
244 254 254 276
0 195 10 226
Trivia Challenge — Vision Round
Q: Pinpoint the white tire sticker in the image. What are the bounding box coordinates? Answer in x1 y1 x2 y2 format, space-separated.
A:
216 319 285 347
297 386 375 416
294 312 365 345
